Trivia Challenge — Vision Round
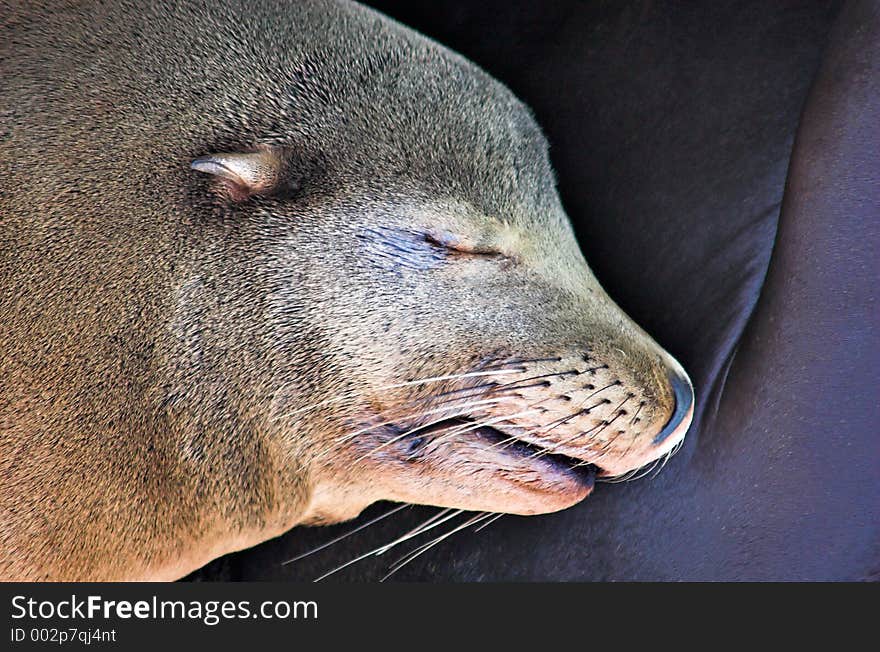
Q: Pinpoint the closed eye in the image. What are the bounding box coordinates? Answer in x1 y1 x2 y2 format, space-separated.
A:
423 232 508 259
355 226 511 274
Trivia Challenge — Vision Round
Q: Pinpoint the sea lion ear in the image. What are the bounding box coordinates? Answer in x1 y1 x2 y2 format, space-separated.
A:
190 148 282 200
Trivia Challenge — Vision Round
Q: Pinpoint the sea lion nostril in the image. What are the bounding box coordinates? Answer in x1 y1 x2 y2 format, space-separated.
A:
653 368 695 445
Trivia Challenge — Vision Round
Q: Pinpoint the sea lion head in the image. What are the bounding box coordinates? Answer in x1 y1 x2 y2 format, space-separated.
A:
183 3 694 525
0 0 696 580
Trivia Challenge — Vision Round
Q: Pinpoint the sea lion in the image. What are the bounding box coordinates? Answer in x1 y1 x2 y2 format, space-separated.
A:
0 0 693 581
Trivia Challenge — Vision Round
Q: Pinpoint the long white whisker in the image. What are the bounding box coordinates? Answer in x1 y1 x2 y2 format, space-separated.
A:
417 386 564 456
312 545 383 583
422 409 544 450
651 438 684 479
335 396 517 449
536 383 618 436
528 394 632 463
480 391 579 453
281 503 409 565
380 512 493 582
349 402 527 464
528 420 606 460
277 369 525 421
625 457 662 482
312 508 463 582
473 512 504 533
372 508 463 555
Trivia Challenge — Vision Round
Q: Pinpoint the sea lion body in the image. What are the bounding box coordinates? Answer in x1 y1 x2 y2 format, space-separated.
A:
0 0 693 580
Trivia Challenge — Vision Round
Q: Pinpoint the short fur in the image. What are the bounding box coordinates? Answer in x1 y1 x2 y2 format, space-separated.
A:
0 0 691 580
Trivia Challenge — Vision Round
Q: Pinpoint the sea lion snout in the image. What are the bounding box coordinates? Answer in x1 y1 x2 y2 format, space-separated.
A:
448 331 694 483
306 244 696 519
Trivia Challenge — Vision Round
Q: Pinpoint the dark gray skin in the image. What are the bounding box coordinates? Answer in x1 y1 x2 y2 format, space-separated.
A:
191 0 879 581
1 0 694 580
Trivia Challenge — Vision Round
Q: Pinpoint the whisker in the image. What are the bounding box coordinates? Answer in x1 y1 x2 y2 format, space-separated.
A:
324 368 574 465
372 508 461 556
573 437 616 467
590 405 628 440
482 391 582 452
310 397 520 466
492 369 580 388
312 545 386 583
481 356 563 370
629 402 644 425
422 409 544 451
332 396 518 449
427 382 500 401
533 383 618 436
312 508 463 582
488 380 556 394
533 395 632 462
281 503 410 565
583 382 618 400
592 428 645 479
483 368 583 397
380 512 493 582
395 369 527 385
473 512 504 533
276 369 524 421
349 404 529 464
649 449 673 480
528 420 607 460
346 373 557 428
650 437 685 479
619 456 662 483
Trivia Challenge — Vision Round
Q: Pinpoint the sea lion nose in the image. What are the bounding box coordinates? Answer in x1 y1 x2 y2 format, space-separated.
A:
653 365 694 445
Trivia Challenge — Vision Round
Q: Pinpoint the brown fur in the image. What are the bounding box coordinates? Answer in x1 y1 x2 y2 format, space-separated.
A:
0 0 692 580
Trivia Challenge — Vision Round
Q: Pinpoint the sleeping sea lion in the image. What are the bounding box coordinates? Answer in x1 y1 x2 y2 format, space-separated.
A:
0 0 692 580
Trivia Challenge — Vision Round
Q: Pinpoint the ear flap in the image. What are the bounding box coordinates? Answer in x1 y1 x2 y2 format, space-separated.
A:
191 147 282 200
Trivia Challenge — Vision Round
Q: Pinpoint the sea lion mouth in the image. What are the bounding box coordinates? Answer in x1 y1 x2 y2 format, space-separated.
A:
399 417 599 493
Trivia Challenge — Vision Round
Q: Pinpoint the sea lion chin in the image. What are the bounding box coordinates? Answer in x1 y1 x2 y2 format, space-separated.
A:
0 0 693 580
